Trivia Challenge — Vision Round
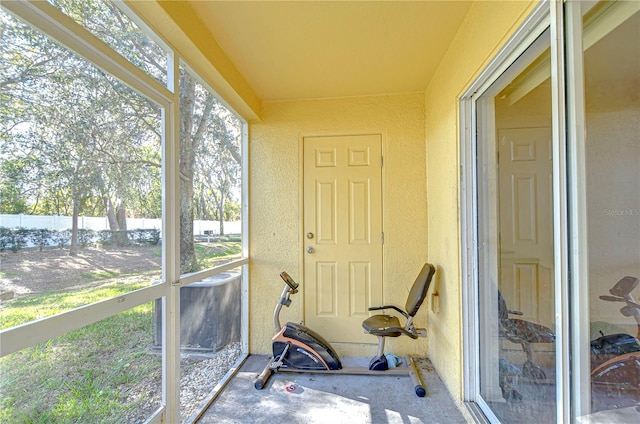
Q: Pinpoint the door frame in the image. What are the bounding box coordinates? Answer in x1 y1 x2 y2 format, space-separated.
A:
459 2 572 422
298 131 386 332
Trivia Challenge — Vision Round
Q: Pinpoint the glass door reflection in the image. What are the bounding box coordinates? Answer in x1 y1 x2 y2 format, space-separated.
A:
581 1 640 417
476 28 557 423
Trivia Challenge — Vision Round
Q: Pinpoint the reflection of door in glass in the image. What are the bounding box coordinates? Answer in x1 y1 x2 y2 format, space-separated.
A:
498 127 553 330
476 28 556 424
497 125 555 370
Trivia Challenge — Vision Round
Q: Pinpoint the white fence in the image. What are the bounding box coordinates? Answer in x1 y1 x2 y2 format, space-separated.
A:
0 214 241 235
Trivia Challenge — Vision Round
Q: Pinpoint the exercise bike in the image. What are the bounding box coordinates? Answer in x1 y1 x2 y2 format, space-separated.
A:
590 275 640 393
498 290 555 380
497 290 555 400
254 263 436 397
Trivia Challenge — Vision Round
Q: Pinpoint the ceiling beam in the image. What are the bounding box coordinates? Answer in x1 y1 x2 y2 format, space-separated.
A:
126 0 261 121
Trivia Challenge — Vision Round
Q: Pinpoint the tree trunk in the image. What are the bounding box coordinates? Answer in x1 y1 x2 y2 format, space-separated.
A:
105 197 119 230
199 191 208 220
180 179 196 271
178 71 216 271
179 72 197 271
114 200 128 246
218 192 226 236
69 191 80 256
116 201 127 230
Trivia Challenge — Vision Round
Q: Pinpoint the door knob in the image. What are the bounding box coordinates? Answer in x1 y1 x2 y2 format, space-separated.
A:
306 247 315 254
306 232 314 239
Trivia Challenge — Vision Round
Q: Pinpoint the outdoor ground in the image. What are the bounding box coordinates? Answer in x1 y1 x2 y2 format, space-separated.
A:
0 243 241 423
0 245 162 298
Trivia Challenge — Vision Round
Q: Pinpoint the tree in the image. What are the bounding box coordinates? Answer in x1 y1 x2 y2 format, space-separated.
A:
178 70 215 271
1 3 242 266
1 8 162 254
194 105 241 235
0 158 28 214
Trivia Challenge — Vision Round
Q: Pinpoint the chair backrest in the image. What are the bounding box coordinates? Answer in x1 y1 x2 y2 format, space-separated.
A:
610 276 640 297
405 263 436 317
498 290 508 322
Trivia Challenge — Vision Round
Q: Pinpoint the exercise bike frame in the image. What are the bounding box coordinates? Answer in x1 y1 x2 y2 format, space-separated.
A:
590 276 640 391
254 272 428 397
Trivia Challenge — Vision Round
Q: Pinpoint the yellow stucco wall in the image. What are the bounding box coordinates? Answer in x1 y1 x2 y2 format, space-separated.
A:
424 0 537 402
249 93 428 358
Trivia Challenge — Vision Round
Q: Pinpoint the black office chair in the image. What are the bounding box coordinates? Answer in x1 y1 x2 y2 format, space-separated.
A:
362 263 435 370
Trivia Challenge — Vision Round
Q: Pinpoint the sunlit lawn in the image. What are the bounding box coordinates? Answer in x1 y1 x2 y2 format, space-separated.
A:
0 282 150 330
195 236 242 269
0 283 158 423
0 238 241 423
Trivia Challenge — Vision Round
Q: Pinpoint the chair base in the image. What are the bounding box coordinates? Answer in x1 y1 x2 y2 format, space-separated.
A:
369 354 389 371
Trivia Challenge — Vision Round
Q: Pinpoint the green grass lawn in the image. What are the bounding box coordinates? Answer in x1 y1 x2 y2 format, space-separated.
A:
195 237 242 269
0 283 150 330
0 283 159 424
0 238 242 423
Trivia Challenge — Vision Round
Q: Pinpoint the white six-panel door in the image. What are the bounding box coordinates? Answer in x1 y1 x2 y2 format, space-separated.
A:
303 134 383 343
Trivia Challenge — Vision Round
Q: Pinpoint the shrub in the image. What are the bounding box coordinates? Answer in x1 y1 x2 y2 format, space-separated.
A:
51 229 71 248
27 229 52 252
78 229 96 247
0 227 160 251
0 227 29 252
0 227 14 252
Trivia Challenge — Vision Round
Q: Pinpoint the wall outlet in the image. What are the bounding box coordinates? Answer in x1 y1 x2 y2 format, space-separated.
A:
431 293 440 314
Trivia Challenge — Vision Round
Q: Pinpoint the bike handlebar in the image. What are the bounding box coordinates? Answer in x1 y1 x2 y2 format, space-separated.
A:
600 295 623 302
600 295 640 309
280 272 299 291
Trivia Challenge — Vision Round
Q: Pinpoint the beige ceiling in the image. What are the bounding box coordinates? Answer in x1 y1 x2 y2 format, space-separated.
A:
187 1 473 102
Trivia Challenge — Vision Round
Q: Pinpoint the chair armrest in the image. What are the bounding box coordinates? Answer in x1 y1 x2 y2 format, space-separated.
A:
368 305 409 318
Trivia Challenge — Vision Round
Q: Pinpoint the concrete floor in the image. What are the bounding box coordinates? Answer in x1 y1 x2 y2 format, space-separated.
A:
197 355 468 424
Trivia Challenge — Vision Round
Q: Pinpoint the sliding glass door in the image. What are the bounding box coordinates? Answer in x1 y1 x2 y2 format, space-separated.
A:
464 1 639 423
475 27 557 424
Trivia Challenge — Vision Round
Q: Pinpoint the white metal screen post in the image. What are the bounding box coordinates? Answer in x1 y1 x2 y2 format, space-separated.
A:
161 49 182 424
563 0 590 420
241 122 250 356
550 1 571 422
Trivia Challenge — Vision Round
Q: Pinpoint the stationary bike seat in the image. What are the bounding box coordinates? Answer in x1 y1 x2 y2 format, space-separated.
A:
362 315 403 337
